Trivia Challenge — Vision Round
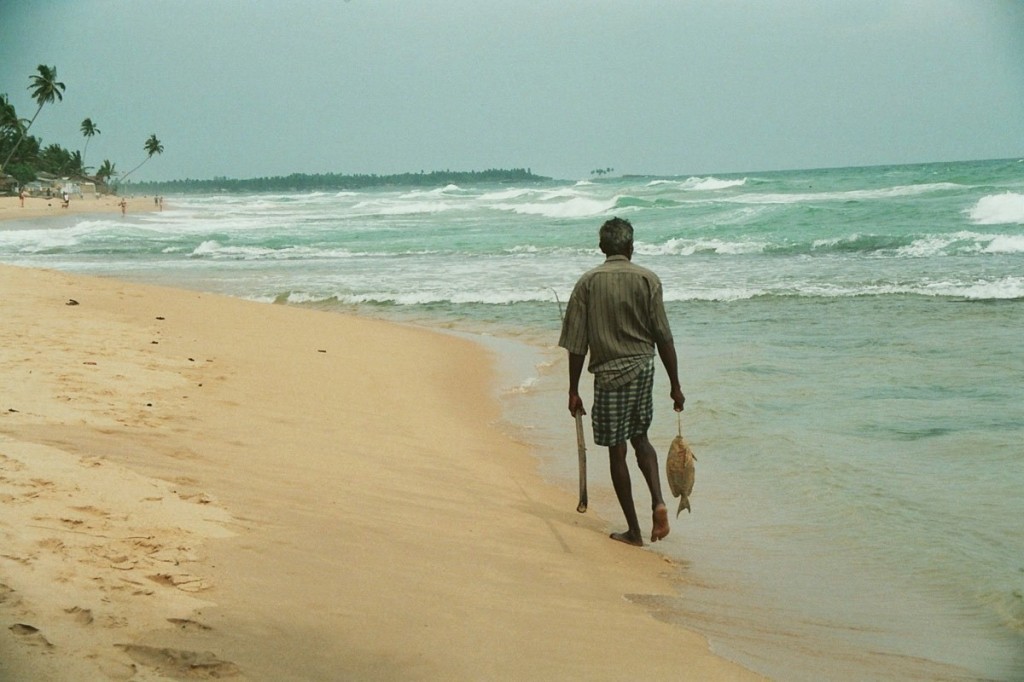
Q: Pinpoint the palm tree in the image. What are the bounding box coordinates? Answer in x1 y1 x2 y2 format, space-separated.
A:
118 134 164 182
1 65 66 172
0 94 19 133
38 143 80 175
0 95 22 169
69 150 86 176
144 134 164 158
96 159 117 185
80 117 100 168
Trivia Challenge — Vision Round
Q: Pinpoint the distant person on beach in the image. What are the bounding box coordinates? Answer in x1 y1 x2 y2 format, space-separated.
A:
559 216 685 547
61 191 70 208
19 188 26 207
119 198 127 216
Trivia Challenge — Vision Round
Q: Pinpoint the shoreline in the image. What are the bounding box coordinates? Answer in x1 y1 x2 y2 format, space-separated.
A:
0 261 763 680
0 194 160 223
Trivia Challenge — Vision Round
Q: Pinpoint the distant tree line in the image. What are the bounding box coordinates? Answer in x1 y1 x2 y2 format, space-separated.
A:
125 168 550 194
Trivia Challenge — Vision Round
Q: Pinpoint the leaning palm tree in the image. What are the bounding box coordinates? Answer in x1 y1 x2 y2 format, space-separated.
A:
118 134 164 183
144 134 164 158
80 117 100 169
1 65 66 172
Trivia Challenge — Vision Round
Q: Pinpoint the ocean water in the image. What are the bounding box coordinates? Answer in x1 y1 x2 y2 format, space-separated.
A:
2 158 1023 680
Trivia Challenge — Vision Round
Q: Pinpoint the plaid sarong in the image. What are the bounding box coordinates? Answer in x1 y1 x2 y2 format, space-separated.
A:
591 358 655 447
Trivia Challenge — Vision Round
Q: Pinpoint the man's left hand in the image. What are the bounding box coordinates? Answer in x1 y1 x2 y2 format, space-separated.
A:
670 386 685 412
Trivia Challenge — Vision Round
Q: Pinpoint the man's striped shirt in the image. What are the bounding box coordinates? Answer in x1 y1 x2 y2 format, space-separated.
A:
558 255 674 388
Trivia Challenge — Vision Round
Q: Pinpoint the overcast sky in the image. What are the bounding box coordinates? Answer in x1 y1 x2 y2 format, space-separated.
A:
2 1 1022 181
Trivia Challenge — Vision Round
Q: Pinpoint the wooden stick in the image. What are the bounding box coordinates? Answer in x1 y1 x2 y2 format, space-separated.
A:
574 410 588 513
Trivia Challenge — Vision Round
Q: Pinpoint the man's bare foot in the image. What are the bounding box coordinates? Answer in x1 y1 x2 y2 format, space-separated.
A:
651 504 670 542
610 531 643 547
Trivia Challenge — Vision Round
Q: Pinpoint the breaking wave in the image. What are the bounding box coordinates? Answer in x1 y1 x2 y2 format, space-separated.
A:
967 193 1024 225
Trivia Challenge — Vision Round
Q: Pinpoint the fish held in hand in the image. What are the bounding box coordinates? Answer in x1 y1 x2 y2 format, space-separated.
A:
665 435 696 517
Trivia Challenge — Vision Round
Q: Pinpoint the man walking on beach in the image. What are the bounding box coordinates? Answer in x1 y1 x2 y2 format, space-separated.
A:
559 217 685 546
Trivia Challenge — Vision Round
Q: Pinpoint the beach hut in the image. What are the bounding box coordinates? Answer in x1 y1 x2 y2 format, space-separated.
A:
35 172 61 197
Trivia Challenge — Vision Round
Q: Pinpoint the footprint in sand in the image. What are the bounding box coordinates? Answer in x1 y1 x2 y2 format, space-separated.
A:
36 537 66 552
65 606 94 625
115 644 240 678
9 623 54 648
69 504 111 518
0 453 26 472
178 491 215 505
167 617 211 632
1 551 36 566
147 573 211 592
0 582 19 606
94 656 136 681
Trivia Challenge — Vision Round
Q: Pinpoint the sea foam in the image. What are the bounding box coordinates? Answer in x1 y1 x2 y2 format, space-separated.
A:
967 193 1024 224
499 196 617 218
647 176 746 191
681 176 747 191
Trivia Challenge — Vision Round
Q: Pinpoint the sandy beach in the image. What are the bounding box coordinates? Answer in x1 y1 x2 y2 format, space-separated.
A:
0 207 763 680
0 194 159 222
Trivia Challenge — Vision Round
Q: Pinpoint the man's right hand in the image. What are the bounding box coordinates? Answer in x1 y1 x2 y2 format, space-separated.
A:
568 392 586 417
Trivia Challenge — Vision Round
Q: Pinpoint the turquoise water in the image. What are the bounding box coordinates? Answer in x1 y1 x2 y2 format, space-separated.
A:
2 158 1022 680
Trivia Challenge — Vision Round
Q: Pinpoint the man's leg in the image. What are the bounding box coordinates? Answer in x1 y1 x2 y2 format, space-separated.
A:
631 434 670 542
608 442 643 546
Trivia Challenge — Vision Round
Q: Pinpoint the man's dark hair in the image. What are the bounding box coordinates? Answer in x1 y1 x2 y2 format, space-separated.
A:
599 217 634 256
